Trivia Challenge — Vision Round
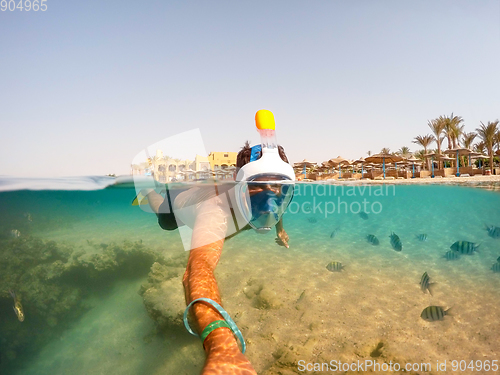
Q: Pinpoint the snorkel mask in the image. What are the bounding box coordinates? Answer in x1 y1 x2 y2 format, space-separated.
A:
235 110 295 233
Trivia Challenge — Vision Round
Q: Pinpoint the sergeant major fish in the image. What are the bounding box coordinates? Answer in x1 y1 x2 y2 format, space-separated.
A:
359 212 369 220
419 272 435 295
366 234 380 246
444 250 460 261
420 306 452 322
486 225 500 239
9 290 24 322
389 232 402 251
415 234 428 242
492 262 500 273
326 261 344 272
450 241 479 255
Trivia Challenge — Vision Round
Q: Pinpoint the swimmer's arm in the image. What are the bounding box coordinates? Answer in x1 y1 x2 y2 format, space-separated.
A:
275 217 289 248
142 189 164 214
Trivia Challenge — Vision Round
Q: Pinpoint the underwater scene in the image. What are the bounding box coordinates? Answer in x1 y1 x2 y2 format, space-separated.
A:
1 179 500 375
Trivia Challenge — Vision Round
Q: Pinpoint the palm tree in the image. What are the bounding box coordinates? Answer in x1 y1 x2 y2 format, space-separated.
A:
442 113 464 149
476 121 499 170
413 149 425 162
367 151 372 156
462 132 477 166
413 134 434 170
495 131 500 152
397 146 411 159
462 132 476 149
473 141 486 154
428 118 446 168
380 147 391 155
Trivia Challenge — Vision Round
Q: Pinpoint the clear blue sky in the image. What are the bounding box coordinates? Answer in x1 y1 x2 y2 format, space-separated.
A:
1 0 499 176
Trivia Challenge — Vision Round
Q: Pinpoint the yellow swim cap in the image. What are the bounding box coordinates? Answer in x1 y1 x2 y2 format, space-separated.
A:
255 110 275 130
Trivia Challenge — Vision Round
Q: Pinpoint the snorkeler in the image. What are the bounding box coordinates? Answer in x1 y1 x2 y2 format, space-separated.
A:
135 110 295 374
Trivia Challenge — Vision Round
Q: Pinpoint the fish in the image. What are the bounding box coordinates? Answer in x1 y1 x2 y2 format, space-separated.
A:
366 234 380 246
420 306 452 322
326 261 344 272
444 251 460 261
492 262 500 273
450 241 479 255
9 290 24 322
415 234 428 242
308 217 317 223
24 212 32 222
10 229 21 238
389 232 402 251
497 256 500 263
359 212 369 220
330 227 340 238
419 272 435 295
486 225 500 239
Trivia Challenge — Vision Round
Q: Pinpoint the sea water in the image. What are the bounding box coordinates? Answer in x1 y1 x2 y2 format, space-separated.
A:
1 178 499 375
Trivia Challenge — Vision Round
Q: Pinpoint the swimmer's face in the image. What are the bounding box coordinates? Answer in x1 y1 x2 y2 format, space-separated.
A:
248 184 282 196
247 177 283 196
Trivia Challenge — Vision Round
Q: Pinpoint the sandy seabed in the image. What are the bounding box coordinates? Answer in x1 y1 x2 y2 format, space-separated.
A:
11 180 500 375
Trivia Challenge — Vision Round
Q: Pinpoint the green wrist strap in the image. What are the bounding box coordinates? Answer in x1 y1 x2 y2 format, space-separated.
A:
183 297 246 353
200 320 231 342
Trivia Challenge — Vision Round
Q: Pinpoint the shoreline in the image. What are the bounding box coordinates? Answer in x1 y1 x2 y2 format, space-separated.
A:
302 174 500 186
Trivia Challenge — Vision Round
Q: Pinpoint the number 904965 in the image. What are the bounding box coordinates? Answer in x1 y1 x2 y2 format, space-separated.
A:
1 0 48 11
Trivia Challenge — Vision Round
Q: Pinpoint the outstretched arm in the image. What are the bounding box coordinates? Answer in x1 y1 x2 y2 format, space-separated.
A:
183 196 256 375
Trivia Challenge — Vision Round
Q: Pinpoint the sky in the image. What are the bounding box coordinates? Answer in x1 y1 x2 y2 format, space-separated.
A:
1 0 499 177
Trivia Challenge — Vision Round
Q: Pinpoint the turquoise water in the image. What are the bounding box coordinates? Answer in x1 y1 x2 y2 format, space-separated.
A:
1 180 500 374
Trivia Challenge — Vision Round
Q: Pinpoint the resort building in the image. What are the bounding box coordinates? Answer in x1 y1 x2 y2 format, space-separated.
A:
207 151 237 170
131 150 235 182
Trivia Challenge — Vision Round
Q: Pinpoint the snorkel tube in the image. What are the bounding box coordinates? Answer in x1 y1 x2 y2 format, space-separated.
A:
235 110 295 233
236 110 295 182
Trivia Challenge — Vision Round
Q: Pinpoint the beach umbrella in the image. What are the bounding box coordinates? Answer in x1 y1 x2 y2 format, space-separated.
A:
444 148 472 177
469 152 489 169
406 156 420 178
328 156 349 178
365 153 403 179
354 157 366 178
294 159 317 179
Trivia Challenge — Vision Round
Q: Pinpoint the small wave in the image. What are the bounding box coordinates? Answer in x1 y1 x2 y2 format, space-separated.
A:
0 175 117 192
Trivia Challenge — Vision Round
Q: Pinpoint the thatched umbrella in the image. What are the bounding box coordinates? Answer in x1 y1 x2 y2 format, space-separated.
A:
294 159 317 178
354 157 366 178
406 156 420 178
327 156 350 178
444 148 472 176
469 152 489 169
365 153 403 179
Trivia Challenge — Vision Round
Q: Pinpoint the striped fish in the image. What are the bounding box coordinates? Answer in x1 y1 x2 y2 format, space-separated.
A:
359 212 369 220
450 241 479 255
366 234 380 246
416 234 428 242
486 225 500 239
420 272 435 295
326 261 344 272
444 251 460 261
389 232 402 251
492 262 500 273
420 306 451 322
